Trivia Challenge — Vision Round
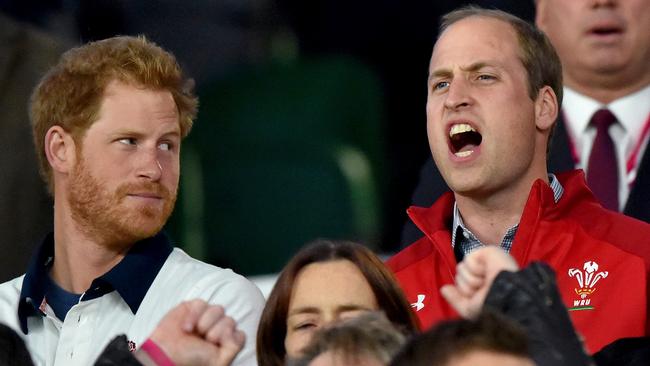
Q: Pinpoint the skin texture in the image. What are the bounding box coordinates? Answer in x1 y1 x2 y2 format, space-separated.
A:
426 16 557 245
536 0 650 103
284 260 379 358
440 246 519 319
137 300 245 366
447 349 534 366
45 80 182 293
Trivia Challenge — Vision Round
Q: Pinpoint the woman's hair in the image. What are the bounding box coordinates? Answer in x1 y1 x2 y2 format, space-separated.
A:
256 239 419 366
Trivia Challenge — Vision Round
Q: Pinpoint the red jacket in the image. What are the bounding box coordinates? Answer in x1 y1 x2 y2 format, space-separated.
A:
388 170 650 353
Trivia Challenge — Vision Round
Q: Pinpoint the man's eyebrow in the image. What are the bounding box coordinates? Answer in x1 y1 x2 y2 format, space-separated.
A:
428 69 452 83
460 61 493 72
108 129 144 138
429 61 498 82
105 130 181 144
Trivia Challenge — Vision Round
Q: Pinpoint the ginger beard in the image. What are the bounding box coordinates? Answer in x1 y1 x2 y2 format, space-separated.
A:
67 153 177 249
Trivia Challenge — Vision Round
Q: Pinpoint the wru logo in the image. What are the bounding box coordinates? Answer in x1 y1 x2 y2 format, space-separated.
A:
568 261 608 299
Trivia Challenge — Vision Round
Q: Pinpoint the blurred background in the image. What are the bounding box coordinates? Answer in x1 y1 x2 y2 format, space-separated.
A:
0 0 534 280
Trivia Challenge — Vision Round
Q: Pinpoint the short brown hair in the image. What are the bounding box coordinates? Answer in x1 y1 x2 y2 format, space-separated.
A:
390 311 531 366
441 6 563 105
288 312 408 366
30 35 198 193
256 240 419 366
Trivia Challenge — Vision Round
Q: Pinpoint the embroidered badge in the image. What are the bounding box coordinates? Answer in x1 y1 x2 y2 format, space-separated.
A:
128 340 137 352
411 294 425 312
568 261 608 311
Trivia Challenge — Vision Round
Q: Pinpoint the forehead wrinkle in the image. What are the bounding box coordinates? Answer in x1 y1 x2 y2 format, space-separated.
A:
156 118 182 135
160 130 181 140
151 109 178 121
460 61 497 72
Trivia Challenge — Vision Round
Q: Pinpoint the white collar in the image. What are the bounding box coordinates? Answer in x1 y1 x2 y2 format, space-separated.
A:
562 84 650 139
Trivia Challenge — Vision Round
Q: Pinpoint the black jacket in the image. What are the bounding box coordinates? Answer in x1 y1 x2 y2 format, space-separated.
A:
485 262 593 366
93 335 143 366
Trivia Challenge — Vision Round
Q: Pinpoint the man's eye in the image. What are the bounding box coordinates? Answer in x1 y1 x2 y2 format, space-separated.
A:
118 138 137 146
433 81 450 90
477 74 496 81
159 142 172 151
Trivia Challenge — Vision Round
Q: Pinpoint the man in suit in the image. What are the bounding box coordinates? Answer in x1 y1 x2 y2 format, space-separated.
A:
402 0 650 246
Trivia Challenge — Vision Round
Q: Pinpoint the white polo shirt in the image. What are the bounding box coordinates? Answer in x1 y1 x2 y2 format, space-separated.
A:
0 232 265 366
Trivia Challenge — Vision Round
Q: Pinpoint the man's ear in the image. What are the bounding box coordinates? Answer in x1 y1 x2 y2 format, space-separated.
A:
44 126 77 174
534 0 548 31
534 85 558 132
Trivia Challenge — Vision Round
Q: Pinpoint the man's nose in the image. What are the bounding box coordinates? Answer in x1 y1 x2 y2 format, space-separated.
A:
136 148 162 181
443 78 472 111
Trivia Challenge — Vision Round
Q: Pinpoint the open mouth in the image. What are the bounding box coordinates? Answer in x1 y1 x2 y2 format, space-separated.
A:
588 22 624 38
449 123 482 158
591 27 622 36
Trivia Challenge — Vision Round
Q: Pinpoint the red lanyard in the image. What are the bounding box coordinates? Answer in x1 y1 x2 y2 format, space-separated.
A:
563 111 650 185
626 114 650 174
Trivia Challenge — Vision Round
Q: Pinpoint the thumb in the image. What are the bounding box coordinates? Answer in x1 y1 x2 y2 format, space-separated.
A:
440 285 470 318
213 330 245 366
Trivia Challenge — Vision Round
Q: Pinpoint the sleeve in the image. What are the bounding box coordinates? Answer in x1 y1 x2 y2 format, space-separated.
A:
484 262 594 366
187 272 265 366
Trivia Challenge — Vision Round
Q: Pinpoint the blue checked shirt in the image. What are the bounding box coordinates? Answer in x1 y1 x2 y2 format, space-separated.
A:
451 174 564 256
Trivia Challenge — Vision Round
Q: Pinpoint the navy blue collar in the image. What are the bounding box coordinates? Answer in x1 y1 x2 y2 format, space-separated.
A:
18 232 173 334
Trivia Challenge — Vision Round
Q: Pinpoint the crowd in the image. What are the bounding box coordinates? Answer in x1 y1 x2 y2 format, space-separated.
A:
1 0 649 365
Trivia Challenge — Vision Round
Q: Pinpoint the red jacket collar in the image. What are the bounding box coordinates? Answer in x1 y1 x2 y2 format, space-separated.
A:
406 170 600 260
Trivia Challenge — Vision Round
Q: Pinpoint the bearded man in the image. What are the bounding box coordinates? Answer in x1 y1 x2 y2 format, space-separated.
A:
0 36 264 366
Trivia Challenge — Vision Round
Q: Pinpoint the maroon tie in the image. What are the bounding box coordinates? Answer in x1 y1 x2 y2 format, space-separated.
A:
586 109 619 211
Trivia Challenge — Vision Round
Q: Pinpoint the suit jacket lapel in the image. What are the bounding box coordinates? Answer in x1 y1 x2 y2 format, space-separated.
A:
548 113 575 174
624 138 650 222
